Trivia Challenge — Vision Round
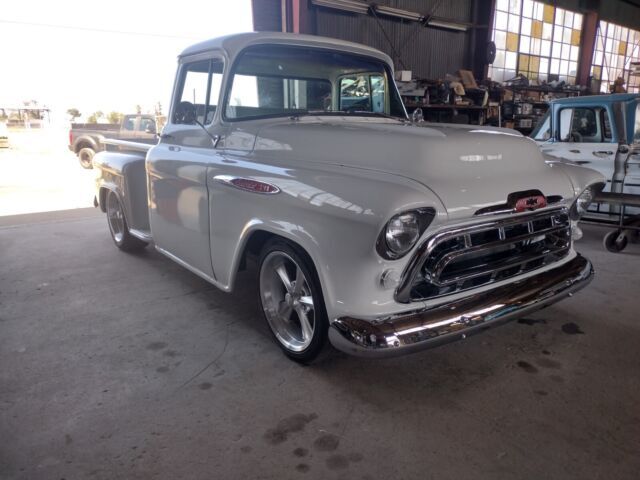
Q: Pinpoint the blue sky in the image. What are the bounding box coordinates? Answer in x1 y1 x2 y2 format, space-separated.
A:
0 0 253 119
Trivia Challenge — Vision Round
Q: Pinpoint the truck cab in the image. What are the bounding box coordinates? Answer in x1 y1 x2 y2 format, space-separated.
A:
532 94 640 215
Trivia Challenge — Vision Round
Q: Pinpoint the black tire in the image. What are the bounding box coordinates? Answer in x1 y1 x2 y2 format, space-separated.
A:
78 147 95 169
106 191 148 252
258 239 329 363
603 230 628 253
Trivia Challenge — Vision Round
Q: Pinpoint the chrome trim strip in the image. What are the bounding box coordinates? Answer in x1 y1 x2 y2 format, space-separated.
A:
213 175 280 195
395 208 569 303
329 254 593 358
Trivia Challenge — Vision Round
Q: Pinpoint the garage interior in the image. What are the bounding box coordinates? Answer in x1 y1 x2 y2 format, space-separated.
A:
2 1 640 479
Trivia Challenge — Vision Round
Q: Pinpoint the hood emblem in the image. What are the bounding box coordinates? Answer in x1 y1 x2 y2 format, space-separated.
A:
514 194 547 212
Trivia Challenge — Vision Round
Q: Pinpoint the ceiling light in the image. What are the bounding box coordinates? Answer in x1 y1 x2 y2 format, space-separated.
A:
373 5 424 22
311 0 370 15
426 17 469 32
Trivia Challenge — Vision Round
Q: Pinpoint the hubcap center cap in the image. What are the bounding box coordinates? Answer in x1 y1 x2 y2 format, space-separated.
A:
285 292 294 307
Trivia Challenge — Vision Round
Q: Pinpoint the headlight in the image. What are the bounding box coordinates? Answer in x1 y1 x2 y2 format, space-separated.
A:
569 185 597 220
377 208 435 259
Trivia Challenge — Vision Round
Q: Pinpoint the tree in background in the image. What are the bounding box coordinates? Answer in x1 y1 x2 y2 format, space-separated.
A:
87 111 104 123
66 108 81 121
155 102 163 116
107 111 124 124
135 104 142 114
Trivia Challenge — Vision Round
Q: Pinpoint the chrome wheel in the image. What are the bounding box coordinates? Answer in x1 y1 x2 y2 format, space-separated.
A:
260 251 316 352
107 193 125 243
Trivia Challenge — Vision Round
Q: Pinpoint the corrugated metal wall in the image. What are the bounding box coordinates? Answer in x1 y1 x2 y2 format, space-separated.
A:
253 0 282 32
314 0 474 79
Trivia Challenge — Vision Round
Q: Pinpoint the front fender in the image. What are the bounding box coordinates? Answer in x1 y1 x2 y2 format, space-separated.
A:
545 158 607 197
209 163 447 321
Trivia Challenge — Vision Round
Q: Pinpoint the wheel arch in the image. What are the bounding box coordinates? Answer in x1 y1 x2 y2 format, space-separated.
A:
229 223 325 299
98 185 128 224
74 136 98 153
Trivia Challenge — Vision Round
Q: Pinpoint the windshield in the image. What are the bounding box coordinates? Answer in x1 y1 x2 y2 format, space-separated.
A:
225 45 407 121
531 111 551 141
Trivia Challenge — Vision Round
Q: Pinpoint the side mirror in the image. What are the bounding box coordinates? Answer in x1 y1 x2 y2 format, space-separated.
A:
145 125 156 134
619 144 630 154
411 107 424 124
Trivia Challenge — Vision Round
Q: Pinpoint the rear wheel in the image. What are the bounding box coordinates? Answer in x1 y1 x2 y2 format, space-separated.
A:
106 191 147 252
78 147 95 169
258 240 328 363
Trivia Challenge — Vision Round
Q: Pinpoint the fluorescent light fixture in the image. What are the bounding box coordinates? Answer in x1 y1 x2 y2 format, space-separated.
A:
373 5 424 22
427 17 468 32
311 0 369 15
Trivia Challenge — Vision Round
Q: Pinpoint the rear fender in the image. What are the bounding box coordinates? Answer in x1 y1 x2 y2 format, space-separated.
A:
73 135 99 153
94 150 150 232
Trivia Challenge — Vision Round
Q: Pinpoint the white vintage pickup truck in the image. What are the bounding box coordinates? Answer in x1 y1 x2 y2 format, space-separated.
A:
94 32 604 362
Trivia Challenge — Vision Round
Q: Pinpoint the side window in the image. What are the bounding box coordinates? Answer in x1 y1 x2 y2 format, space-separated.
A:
339 74 386 113
123 116 136 131
139 117 156 134
340 75 371 111
173 58 224 125
559 107 603 143
370 75 385 113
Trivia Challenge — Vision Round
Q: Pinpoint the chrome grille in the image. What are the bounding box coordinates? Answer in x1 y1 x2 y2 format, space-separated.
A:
397 209 571 302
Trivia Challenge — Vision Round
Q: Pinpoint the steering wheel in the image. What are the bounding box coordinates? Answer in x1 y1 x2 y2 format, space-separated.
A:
173 101 197 125
570 131 583 143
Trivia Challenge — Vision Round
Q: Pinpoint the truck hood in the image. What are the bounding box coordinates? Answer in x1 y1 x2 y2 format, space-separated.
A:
253 118 575 220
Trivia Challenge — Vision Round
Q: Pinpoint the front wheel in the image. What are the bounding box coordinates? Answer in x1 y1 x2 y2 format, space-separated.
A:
106 191 148 252
77 147 95 169
258 240 328 363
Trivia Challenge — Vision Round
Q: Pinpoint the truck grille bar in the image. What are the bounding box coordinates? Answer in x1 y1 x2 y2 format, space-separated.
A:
395 208 571 303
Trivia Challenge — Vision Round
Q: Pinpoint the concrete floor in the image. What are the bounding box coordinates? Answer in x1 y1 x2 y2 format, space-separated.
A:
1 208 639 480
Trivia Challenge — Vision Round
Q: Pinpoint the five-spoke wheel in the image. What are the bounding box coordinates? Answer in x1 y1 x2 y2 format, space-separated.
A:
106 191 148 252
259 241 327 362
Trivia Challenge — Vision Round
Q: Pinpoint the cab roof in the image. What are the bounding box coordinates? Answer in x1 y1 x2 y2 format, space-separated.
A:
178 31 393 68
549 93 640 105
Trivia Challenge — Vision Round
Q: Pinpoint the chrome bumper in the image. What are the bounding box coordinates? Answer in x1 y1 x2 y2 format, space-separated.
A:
329 254 593 358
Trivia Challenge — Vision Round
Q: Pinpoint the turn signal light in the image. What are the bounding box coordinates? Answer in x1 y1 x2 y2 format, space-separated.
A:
229 178 280 194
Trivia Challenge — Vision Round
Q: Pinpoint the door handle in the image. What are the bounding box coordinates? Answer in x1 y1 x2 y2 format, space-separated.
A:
569 149 580 154
593 151 613 157
574 160 591 165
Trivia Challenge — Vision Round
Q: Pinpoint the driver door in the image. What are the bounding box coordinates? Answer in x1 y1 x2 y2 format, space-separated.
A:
546 106 616 188
147 55 225 280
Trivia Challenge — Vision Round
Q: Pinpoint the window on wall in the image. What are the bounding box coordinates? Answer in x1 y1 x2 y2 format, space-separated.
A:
591 21 640 93
489 0 583 85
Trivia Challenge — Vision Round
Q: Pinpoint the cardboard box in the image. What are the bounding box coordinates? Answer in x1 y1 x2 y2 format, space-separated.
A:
395 70 412 82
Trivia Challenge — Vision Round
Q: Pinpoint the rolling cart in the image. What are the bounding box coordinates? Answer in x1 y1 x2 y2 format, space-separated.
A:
582 146 640 253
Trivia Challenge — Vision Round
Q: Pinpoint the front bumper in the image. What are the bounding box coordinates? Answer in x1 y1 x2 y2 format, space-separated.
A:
329 254 593 358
